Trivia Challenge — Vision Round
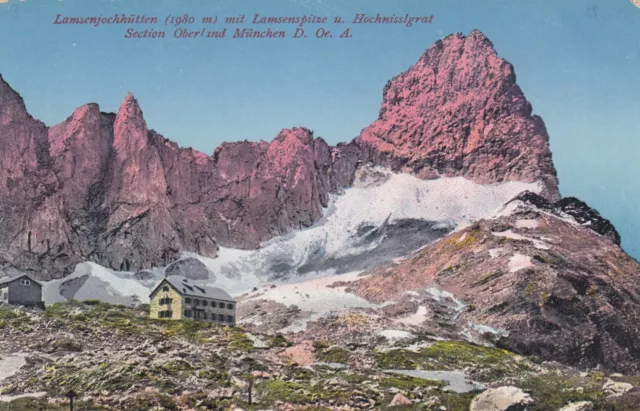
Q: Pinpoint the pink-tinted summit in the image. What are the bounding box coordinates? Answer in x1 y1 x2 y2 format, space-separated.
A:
358 29 559 199
114 92 148 154
0 73 32 125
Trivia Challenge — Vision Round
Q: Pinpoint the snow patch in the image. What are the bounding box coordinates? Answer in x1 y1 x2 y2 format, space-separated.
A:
244 271 381 332
488 248 504 258
378 329 414 342
426 287 466 312
494 200 522 218
508 253 533 272
516 219 540 229
43 262 163 306
181 250 262 296
0 392 47 402
462 320 509 345
397 305 429 326
0 353 27 383
468 321 508 337
492 230 551 250
385 370 485 393
245 333 268 348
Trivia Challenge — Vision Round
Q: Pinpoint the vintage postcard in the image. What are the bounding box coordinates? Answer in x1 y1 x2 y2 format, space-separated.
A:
1 1 639 410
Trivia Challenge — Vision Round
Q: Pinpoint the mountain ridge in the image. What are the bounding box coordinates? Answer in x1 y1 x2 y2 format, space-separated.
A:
1 30 567 279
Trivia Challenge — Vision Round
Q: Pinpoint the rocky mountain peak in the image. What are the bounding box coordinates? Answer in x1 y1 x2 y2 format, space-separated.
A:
48 103 102 157
113 92 148 154
510 191 621 244
274 127 314 146
455 28 495 50
359 29 559 199
118 92 142 117
0 74 31 126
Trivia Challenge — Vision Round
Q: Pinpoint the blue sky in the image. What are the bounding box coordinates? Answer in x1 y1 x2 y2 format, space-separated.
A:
1 0 639 258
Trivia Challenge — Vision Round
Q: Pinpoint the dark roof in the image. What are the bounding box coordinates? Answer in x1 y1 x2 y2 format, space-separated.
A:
152 275 235 302
0 274 42 287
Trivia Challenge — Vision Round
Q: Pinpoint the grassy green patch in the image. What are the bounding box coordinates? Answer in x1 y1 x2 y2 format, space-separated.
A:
336 371 371 385
374 349 438 370
160 319 217 342
37 354 230 396
374 341 534 382
268 333 291 348
420 341 533 381
43 300 229 342
515 373 606 410
257 380 312 403
316 347 351 364
379 374 445 391
45 300 150 335
539 291 551 306
0 306 33 331
284 365 316 381
445 229 482 251
161 360 193 376
228 332 254 352
497 236 513 245
257 379 352 405
525 282 538 294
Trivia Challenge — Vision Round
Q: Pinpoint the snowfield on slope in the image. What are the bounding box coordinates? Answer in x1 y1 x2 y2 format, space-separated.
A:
179 171 542 290
42 170 542 305
239 271 381 332
43 262 164 306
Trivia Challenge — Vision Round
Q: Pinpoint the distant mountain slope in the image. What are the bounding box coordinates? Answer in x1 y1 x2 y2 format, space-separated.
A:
345 193 640 373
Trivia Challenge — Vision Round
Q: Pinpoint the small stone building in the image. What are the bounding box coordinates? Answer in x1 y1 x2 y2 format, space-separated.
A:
149 275 236 325
0 274 44 308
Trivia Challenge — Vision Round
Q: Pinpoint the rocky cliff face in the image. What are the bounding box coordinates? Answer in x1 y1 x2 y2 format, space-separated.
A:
357 30 559 199
0 74 64 278
0 30 566 278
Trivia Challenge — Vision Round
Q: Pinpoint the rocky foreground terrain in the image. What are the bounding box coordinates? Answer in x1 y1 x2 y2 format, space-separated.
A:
1 300 639 411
